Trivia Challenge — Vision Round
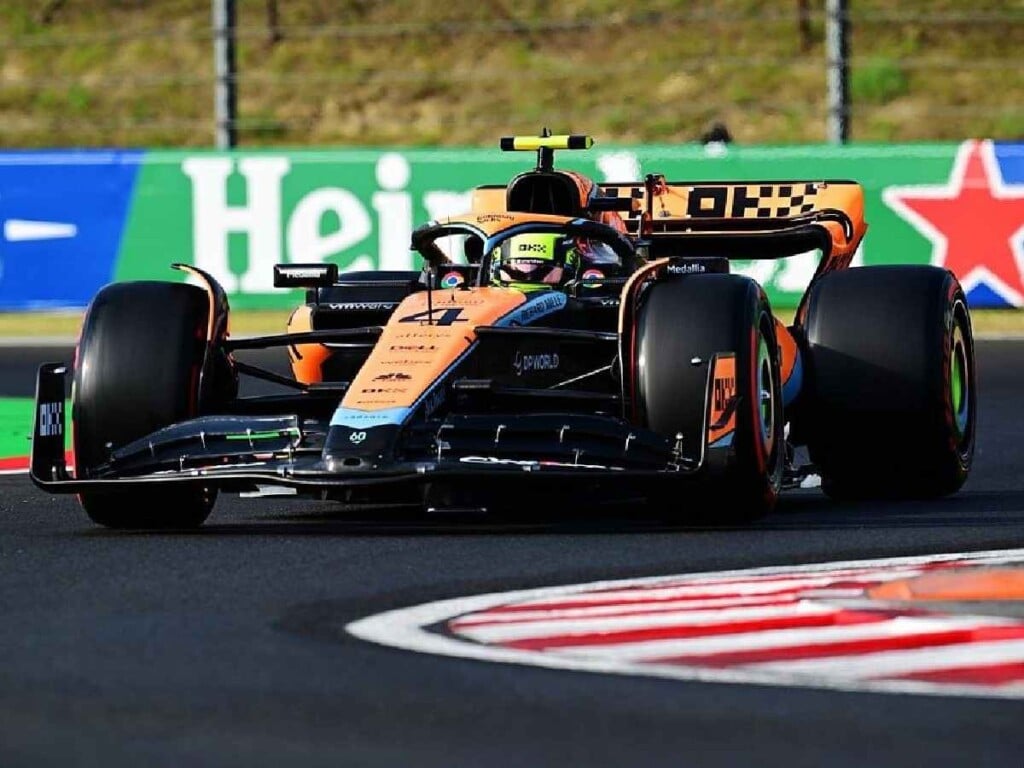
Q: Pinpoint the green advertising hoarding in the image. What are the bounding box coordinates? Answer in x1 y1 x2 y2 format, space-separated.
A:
109 142 1024 309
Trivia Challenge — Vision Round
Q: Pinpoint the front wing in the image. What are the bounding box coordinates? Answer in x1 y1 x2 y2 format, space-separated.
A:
30 361 739 507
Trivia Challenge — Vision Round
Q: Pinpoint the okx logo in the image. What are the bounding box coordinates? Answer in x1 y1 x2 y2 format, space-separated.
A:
38 401 63 438
713 376 736 413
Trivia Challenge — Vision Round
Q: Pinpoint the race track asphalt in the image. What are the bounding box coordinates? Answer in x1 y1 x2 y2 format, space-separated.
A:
1 341 1023 767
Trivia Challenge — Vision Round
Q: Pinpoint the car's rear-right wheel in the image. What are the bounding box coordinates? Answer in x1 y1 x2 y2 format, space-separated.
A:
631 274 785 522
799 265 975 499
73 281 218 529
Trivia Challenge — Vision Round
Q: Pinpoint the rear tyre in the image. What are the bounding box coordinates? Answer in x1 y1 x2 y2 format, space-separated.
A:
800 266 975 499
73 282 217 528
633 274 784 521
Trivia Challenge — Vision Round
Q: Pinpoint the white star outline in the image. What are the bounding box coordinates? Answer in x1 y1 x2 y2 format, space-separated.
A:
882 139 1024 307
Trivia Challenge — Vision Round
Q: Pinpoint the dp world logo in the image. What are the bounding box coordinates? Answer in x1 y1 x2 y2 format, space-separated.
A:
512 350 560 376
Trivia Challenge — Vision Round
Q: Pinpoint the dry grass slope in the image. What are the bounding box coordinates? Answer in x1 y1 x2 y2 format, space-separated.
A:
1 0 1023 148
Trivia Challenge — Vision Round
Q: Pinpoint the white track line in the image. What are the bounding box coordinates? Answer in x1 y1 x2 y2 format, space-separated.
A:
545 617 1013 661
495 570 926 608
975 332 1024 341
450 593 804 626
453 601 838 644
0 336 76 348
1 333 1020 348
746 638 1024 680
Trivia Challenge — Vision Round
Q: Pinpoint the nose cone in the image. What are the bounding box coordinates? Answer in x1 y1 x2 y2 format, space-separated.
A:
323 424 403 472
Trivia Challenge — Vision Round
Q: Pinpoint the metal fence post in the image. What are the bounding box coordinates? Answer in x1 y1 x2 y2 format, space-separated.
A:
826 0 850 144
212 0 237 149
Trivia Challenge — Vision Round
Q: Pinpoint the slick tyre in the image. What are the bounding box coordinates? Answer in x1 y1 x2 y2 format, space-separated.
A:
801 266 975 499
73 282 216 528
632 274 784 521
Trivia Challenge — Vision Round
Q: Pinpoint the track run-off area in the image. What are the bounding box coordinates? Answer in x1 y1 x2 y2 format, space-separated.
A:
1 340 1023 766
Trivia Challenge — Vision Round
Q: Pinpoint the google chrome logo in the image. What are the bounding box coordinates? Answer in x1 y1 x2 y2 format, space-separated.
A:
441 271 464 288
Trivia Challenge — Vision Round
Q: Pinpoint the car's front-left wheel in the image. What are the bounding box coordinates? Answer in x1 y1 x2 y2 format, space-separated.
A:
73 281 218 529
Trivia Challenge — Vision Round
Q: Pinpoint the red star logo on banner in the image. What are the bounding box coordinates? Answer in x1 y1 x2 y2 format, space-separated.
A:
884 140 1024 306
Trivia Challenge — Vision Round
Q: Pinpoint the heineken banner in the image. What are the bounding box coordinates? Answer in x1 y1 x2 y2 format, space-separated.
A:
1 141 1022 310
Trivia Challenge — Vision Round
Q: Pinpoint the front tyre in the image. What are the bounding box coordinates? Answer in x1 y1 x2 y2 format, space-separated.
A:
73 281 218 528
633 274 785 521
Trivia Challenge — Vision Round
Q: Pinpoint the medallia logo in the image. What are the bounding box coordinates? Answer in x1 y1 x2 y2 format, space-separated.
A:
884 140 1024 307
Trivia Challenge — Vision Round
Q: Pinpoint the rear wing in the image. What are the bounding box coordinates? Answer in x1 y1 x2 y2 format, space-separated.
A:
472 175 866 263
603 177 866 262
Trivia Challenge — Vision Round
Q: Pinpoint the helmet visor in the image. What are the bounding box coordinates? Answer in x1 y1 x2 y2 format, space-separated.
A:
493 233 574 286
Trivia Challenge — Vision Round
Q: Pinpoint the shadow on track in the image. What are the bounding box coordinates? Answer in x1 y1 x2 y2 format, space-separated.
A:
75 488 1024 538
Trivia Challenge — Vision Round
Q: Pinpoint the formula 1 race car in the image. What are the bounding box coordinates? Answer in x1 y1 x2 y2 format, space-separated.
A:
30 133 976 527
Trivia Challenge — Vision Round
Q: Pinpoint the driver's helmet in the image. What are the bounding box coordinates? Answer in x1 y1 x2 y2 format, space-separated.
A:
490 232 580 289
